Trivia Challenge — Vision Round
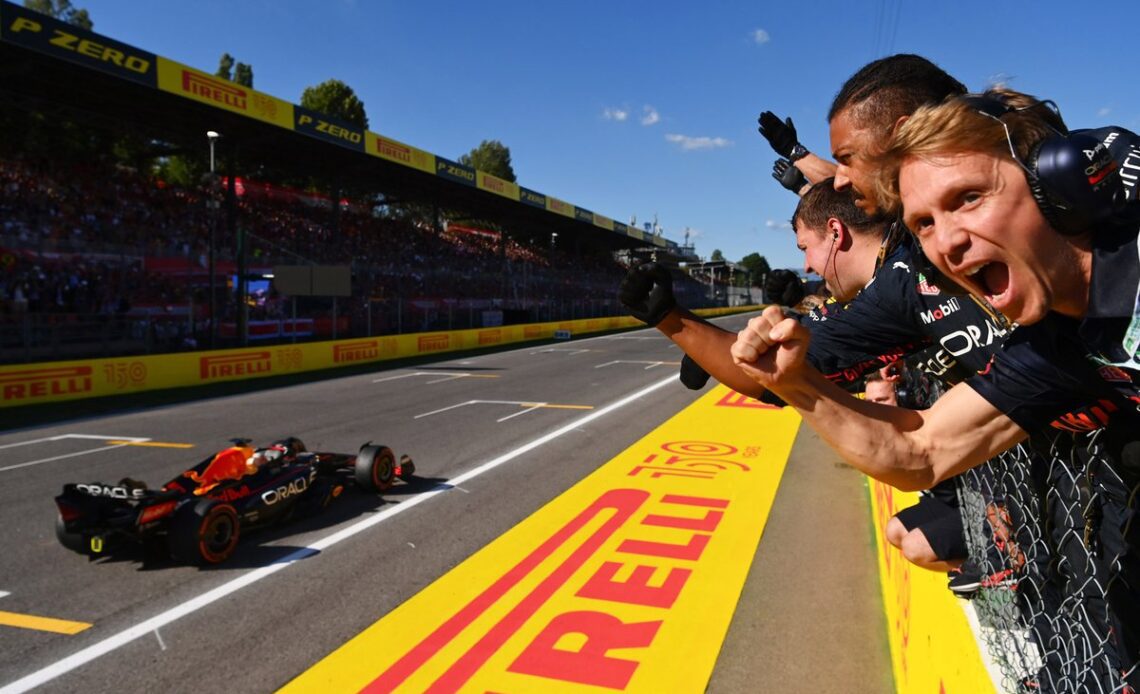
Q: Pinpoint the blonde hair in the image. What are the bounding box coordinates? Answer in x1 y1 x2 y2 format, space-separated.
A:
872 87 1065 215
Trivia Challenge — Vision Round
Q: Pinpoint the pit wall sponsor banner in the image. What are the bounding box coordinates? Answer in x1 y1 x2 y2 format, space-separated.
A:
477 172 520 201
0 1 157 87
546 196 575 218
519 187 547 209
294 106 365 152
434 157 477 187
868 480 997 693
281 385 800 693
368 133 436 174
0 308 762 408
156 57 294 130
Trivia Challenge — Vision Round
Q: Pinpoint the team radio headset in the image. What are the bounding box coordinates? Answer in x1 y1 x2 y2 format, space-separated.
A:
900 93 1133 336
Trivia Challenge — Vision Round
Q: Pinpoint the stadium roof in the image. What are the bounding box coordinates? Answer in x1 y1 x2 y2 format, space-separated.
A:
0 0 682 257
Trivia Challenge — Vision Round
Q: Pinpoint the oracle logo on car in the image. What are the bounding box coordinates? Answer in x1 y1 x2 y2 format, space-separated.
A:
418 334 450 353
199 352 271 380
1 366 92 401
333 340 379 363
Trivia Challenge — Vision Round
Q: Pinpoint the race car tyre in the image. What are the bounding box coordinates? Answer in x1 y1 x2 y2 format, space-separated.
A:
355 444 395 492
168 499 240 565
55 515 90 555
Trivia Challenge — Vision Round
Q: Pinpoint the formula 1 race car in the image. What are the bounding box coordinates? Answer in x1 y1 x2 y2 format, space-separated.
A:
54 437 416 566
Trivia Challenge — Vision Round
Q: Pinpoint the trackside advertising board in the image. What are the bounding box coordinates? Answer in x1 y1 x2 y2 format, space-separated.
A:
0 308 758 408
0 0 643 242
280 385 800 693
868 481 997 693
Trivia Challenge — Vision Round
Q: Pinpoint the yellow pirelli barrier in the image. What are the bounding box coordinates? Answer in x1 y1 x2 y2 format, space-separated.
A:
0 309 761 409
868 480 997 693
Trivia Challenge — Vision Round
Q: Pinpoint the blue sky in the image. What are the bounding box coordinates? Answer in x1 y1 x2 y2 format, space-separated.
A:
74 0 1140 272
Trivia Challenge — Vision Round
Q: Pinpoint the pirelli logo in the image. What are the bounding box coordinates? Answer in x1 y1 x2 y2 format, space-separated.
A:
478 329 501 346
182 70 247 110
375 136 412 163
548 199 573 216
200 352 271 380
524 326 545 339
333 340 379 363
1 366 92 401
479 174 506 193
417 334 450 353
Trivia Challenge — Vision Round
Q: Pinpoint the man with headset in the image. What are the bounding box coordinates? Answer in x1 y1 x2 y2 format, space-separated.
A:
729 86 1140 685
622 55 1009 401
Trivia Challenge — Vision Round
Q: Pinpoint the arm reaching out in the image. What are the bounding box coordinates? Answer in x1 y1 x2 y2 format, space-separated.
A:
730 307 1028 490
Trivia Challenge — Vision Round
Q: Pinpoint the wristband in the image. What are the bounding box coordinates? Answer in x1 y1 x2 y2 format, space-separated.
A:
787 143 810 163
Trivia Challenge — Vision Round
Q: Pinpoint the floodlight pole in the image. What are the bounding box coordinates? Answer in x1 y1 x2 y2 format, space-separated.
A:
206 131 221 349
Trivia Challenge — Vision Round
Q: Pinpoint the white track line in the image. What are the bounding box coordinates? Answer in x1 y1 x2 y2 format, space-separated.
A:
0 373 679 694
0 443 142 474
0 434 147 451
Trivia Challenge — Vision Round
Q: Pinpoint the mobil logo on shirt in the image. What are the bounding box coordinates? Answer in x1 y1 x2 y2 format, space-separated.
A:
919 297 961 324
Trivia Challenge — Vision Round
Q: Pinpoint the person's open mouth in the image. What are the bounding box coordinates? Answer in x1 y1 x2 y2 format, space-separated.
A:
963 261 1011 306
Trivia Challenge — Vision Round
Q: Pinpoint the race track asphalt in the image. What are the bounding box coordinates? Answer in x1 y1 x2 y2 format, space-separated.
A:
0 314 891 693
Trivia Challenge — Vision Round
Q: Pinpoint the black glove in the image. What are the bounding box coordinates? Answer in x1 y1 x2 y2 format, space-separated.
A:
619 263 676 326
772 158 808 194
757 111 807 160
679 354 711 390
764 269 805 307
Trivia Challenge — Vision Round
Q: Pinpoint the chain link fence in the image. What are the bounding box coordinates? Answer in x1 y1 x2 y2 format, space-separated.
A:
957 435 1138 693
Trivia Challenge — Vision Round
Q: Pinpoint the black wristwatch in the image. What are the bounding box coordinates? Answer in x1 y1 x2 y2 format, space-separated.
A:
787 143 810 162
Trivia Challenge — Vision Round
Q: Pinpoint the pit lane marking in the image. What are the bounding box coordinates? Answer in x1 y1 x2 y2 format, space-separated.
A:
0 435 151 474
0 612 92 636
372 371 500 385
595 359 681 370
0 374 680 694
413 400 594 421
104 441 194 449
528 347 592 355
0 593 91 636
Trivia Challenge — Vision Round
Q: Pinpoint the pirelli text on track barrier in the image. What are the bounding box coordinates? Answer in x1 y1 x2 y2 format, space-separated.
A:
0 307 756 408
868 480 998 693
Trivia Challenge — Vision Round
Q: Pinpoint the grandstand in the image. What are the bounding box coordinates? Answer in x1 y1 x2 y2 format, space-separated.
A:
0 0 729 363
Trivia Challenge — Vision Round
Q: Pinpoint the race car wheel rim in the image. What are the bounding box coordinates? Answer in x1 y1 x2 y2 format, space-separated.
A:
198 506 238 563
372 452 394 490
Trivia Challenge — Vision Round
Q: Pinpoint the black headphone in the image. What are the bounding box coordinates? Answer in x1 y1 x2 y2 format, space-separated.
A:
959 93 1127 235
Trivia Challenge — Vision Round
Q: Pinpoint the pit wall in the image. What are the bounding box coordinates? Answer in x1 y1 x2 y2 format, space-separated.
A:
0 307 755 409
868 479 998 693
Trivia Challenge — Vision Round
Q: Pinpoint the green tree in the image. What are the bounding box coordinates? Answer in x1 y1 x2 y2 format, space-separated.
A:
216 53 254 87
216 53 234 80
233 63 254 87
300 79 368 128
738 253 771 285
458 140 516 182
24 0 92 29
710 249 725 262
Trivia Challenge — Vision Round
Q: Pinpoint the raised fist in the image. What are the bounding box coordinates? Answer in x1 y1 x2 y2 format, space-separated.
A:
618 263 677 327
764 269 805 307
